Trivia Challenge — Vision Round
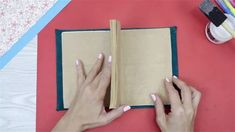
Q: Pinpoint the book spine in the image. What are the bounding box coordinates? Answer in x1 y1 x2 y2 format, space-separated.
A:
109 20 120 108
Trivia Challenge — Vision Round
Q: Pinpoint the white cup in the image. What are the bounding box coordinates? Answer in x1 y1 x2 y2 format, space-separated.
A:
205 14 235 44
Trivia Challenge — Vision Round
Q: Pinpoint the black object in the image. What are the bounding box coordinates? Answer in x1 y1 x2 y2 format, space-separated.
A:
199 0 227 27
173 83 182 100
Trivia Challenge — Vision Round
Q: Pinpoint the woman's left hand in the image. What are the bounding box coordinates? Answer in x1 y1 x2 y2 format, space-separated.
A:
52 53 131 132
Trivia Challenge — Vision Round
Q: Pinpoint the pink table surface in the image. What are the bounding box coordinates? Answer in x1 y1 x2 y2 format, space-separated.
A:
37 0 235 131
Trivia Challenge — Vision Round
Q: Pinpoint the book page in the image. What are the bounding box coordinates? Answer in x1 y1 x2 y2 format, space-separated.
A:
117 28 172 107
61 28 174 109
62 31 111 108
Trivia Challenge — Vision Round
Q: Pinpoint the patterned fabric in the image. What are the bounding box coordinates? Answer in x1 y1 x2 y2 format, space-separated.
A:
0 0 57 57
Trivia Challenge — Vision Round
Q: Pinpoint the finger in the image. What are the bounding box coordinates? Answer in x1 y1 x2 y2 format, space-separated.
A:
102 105 130 124
69 60 86 108
76 59 86 87
190 86 201 110
97 56 112 97
91 72 102 86
164 78 182 110
172 76 193 110
92 55 111 86
85 53 104 84
150 93 166 129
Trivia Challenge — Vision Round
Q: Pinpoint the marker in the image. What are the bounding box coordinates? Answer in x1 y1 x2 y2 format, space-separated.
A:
216 0 231 14
229 0 235 8
223 0 235 16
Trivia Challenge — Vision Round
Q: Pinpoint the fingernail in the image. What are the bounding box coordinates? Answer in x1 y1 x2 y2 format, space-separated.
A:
165 77 170 82
76 60 80 65
173 75 178 79
108 56 112 63
150 94 156 102
123 106 131 112
98 53 103 59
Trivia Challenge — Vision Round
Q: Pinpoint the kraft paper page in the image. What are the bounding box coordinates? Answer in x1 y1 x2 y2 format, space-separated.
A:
62 31 111 108
117 28 172 107
60 28 173 109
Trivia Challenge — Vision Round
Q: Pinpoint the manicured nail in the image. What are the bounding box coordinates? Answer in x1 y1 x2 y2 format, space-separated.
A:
123 106 131 112
165 77 170 82
108 56 112 63
98 53 103 59
173 75 178 79
151 94 156 102
76 60 80 65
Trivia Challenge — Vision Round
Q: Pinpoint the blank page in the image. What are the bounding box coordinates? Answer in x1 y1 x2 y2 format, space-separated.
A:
62 31 110 108
60 28 174 109
117 28 172 107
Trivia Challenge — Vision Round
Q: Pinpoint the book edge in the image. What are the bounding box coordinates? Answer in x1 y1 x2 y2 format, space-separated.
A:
56 29 66 111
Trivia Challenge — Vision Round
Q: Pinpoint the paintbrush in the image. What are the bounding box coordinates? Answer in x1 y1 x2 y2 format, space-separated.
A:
199 0 235 38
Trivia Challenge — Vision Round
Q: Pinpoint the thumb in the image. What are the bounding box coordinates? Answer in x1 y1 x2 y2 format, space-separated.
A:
103 105 131 124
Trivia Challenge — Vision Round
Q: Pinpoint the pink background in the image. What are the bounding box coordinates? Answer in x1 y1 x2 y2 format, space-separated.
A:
37 0 235 131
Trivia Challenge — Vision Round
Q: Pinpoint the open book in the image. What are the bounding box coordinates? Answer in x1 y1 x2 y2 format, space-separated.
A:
56 20 178 110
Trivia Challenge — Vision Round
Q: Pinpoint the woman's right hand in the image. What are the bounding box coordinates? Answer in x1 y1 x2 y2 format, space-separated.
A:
151 76 201 132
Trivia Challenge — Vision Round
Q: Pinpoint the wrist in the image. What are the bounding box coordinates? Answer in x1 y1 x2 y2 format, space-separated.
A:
63 113 85 132
52 113 84 132
161 127 192 132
